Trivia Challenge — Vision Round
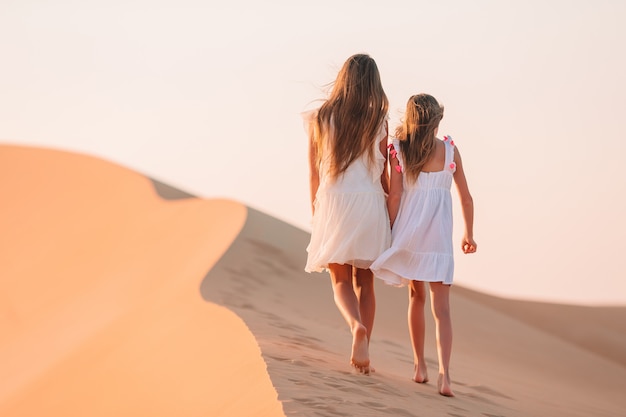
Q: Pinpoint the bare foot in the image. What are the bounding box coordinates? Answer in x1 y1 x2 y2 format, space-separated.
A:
350 325 370 375
437 374 454 397
411 364 429 383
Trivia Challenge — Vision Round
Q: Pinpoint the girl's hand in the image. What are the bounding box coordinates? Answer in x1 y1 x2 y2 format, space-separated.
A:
462 237 477 254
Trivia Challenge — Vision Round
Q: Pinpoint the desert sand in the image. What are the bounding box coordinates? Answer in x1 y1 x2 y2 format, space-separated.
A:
1 144 625 416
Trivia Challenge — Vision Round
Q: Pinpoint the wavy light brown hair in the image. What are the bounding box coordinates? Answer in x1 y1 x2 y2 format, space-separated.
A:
313 54 388 180
395 94 444 183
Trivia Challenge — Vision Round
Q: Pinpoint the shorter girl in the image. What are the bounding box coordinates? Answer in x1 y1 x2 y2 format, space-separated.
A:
371 94 476 396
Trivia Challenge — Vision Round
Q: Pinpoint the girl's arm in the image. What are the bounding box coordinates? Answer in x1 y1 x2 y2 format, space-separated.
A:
387 144 403 228
452 146 477 253
379 120 390 195
303 110 320 215
308 126 320 216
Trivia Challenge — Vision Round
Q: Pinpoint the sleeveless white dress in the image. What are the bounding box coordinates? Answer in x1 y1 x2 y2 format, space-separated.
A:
371 136 456 286
303 109 391 273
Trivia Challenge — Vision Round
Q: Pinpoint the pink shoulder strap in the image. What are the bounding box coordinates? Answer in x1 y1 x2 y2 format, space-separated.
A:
443 135 457 172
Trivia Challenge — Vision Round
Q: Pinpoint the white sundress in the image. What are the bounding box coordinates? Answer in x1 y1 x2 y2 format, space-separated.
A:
303 109 391 273
370 135 456 286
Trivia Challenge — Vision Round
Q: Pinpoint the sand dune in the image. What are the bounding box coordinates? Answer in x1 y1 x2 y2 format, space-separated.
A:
1 144 625 416
203 206 626 417
0 145 283 417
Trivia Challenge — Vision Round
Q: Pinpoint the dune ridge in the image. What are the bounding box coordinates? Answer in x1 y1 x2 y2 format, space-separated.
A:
454 286 626 368
0 144 284 417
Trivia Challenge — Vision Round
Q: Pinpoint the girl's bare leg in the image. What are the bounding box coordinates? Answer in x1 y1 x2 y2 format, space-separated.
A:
430 282 454 396
353 267 376 342
408 280 428 383
328 263 370 374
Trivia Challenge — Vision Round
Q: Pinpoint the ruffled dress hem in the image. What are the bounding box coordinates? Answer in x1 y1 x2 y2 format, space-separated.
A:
370 248 454 286
305 258 376 274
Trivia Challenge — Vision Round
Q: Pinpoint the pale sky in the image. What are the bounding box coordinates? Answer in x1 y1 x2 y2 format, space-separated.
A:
1 0 625 305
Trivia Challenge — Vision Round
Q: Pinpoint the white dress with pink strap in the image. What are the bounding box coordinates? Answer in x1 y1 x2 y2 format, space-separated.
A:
371 136 456 286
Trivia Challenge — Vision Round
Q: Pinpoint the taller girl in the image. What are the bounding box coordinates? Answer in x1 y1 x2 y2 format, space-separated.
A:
371 94 477 396
303 54 391 374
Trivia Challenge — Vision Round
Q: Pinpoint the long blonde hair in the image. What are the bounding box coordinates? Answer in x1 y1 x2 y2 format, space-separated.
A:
395 94 444 183
313 54 388 180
